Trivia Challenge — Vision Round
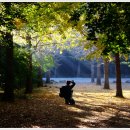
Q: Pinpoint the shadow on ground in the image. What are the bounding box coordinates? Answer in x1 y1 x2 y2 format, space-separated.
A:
0 86 130 128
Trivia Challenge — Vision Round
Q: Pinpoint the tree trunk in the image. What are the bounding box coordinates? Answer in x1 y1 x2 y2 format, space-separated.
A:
2 32 14 101
25 69 32 94
96 61 101 85
115 53 123 97
37 66 43 87
104 58 110 89
77 61 80 77
0 44 2 87
91 60 95 83
46 70 51 83
54 67 57 77
25 34 33 94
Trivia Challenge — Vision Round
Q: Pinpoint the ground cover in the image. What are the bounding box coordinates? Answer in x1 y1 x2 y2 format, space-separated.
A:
0 83 130 128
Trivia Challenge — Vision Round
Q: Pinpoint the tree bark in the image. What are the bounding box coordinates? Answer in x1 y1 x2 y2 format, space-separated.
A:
96 61 101 85
25 34 33 94
77 61 80 77
37 66 43 87
2 32 15 101
0 44 2 87
91 60 95 83
46 70 51 83
54 67 57 77
115 53 123 97
104 58 110 89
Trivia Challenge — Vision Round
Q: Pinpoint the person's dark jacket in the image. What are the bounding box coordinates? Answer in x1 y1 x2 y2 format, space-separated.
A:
59 81 75 98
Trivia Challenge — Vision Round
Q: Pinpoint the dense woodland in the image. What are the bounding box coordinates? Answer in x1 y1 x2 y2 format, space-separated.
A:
1 2 130 127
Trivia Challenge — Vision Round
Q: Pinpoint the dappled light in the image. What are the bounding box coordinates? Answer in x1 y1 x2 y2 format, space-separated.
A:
1 2 130 128
1 83 130 128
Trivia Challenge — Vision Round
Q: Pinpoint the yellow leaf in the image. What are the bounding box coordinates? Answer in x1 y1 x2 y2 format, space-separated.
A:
13 18 24 29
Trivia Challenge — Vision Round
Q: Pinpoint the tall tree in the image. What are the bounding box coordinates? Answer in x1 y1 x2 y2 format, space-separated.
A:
79 3 129 97
3 32 14 101
0 3 33 100
85 3 130 97
37 66 43 87
77 61 80 77
96 59 101 85
91 59 95 83
103 58 110 89
70 3 130 97
25 34 33 93
0 3 22 101
115 53 123 97
18 2 81 86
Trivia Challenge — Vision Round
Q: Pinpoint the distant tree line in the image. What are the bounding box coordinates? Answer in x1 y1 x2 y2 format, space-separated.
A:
49 50 130 78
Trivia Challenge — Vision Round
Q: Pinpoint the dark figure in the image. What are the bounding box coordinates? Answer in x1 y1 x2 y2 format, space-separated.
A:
59 80 76 105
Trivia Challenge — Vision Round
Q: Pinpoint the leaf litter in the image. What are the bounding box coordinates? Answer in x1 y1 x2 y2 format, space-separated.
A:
0 83 130 128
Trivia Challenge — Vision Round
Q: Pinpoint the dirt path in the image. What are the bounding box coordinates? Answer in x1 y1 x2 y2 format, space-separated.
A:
0 83 130 128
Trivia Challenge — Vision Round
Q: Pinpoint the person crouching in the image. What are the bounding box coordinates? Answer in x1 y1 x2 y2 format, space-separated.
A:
59 80 76 105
